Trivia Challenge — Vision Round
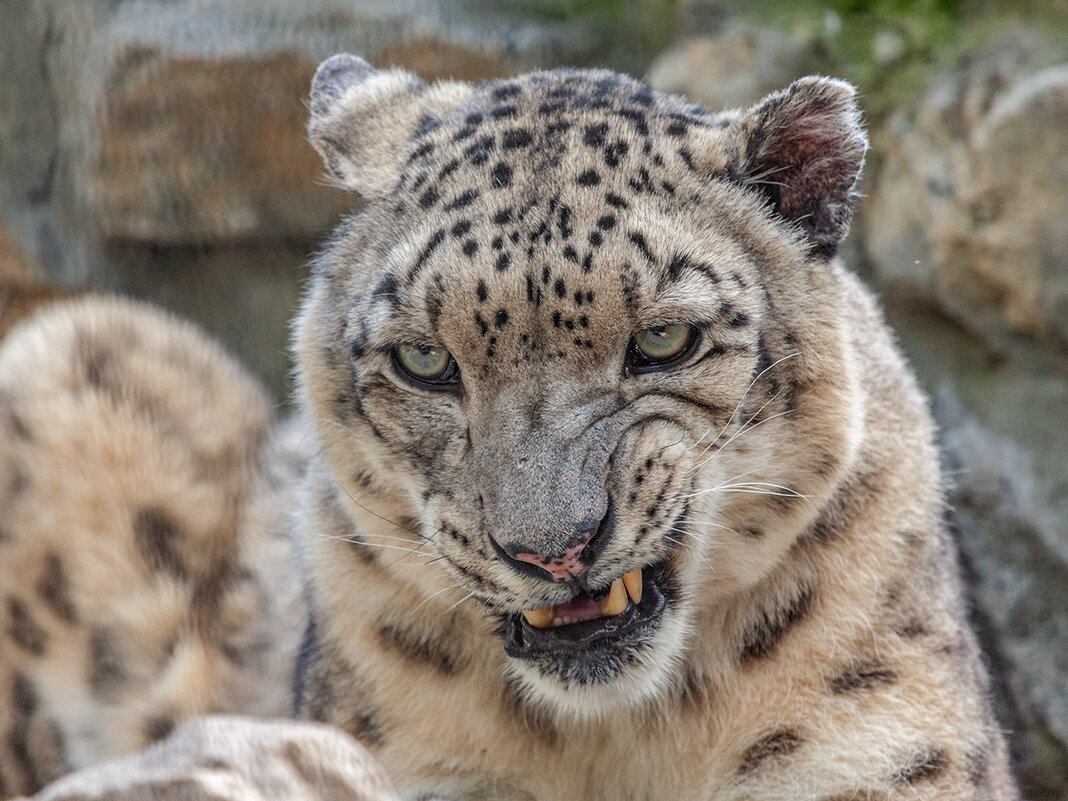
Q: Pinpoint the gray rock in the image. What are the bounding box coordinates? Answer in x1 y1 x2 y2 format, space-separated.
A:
864 33 1068 351
52 0 604 246
31 716 399 801
646 24 820 111
934 389 1068 798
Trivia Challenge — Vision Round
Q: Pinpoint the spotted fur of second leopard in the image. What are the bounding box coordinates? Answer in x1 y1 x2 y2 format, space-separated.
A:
0 54 1017 800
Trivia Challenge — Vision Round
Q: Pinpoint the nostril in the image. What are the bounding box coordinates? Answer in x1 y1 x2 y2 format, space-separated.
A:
492 495 616 583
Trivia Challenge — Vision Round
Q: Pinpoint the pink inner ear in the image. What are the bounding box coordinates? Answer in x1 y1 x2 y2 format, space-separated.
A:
744 80 867 255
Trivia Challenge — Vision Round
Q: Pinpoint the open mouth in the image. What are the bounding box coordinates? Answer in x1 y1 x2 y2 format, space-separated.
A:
501 562 670 681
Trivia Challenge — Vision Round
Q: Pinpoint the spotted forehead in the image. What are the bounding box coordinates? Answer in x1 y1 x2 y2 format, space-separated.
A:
386 69 731 284
355 70 749 376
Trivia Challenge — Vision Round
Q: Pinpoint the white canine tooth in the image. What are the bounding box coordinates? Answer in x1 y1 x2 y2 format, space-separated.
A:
622 568 643 604
600 578 628 617
522 607 555 629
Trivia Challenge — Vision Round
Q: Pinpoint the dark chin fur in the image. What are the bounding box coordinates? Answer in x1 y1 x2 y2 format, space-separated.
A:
500 560 679 686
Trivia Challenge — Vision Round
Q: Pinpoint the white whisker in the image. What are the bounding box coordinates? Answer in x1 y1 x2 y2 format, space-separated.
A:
690 352 799 456
410 584 464 616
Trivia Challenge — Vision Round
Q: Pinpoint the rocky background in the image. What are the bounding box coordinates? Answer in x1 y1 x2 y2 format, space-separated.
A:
0 0 1065 797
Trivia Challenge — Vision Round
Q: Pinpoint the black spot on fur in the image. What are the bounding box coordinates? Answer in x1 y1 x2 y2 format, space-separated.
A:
408 228 447 283
371 273 398 306
576 169 600 186
502 128 533 149
8 672 52 792
494 309 509 329
6 597 47 655
464 134 495 165
738 729 802 775
604 139 628 167
144 716 175 743
376 622 463 676
344 708 384 747
495 252 511 271
437 157 461 181
35 553 77 624
476 281 488 302
88 627 127 699
491 162 512 189
892 748 949 785
739 582 814 664
829 659 898 694
615 108 649 136
666 252 690 280
418 186 440 209
627 231 656 265
133 507 187 579
583 123 608 147
462 239 479 257
804 468 879 545
451 219 473 238
444 189 480 211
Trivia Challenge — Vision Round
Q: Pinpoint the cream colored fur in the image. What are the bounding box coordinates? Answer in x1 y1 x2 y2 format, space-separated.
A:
0 57 1016 801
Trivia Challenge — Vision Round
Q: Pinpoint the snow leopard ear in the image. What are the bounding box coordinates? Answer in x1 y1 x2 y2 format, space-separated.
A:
730 76 868 259
308 54 474 197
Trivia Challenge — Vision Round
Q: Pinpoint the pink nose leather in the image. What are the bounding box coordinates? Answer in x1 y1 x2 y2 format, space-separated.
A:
514 531 593 581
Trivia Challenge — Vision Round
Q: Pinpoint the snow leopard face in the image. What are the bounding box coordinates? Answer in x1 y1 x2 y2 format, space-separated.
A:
299 55 865 716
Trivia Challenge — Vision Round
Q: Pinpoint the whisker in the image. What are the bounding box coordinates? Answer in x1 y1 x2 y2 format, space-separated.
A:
312 532 430 556
409 584 464 616
440 592 476 617
690 408 796 475
690 352 799 456
671 519 737 538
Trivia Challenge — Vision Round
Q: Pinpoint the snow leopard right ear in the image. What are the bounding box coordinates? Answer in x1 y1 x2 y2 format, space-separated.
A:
308 54 474 197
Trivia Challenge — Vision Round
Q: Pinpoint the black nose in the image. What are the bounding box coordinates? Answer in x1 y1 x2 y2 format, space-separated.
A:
490 496 615 584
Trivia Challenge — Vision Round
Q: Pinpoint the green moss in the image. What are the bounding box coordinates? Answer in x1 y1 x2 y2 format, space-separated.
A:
705 0 1068 124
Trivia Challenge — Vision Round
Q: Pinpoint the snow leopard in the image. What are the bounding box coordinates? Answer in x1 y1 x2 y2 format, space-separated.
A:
0 55 1017 801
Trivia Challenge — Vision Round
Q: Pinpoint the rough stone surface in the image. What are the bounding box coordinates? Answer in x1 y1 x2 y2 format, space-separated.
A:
935 389 1068 798
30 716 400 801
646 25 820 111
865 39 1068 351
60 0 606 246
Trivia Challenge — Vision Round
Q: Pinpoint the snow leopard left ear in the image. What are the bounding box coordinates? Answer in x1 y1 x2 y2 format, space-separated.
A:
729 76 868 259
308 54 474 197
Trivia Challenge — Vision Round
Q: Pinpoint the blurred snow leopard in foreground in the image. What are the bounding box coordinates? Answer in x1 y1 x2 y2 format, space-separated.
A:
0 54 1018 800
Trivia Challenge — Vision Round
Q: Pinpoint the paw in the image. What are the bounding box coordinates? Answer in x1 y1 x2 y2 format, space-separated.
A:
30 715 398 801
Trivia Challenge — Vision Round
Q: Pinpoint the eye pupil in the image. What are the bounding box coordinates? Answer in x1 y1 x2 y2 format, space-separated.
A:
627 323 697 373
394 344 459 389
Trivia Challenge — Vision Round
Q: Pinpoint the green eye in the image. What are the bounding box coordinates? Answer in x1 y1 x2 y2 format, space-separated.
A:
394 344 460 388
627 324 698 373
